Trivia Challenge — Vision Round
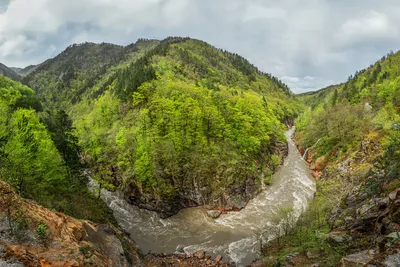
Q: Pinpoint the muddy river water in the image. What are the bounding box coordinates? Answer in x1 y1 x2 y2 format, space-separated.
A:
88 127 316 266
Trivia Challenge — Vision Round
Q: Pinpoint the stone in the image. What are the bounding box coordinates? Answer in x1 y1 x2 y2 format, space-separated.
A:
364 102 373 113
0 260 24 267
341 250 375 267
175 245 185 253
389 189 400 201
194 250 205 259
207 210 222 219
386 232 400 239
327 232 351 245
384 254 400 267
358 201 376 216
215 255 222 262
343 216 355 226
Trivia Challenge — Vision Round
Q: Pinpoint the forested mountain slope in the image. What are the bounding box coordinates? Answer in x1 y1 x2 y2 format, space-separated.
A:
23 39 159 108
24 37 301 217
296 50 399 170
270 51 400 266
0 75 111 222
0 63 20 81
10 65 38 77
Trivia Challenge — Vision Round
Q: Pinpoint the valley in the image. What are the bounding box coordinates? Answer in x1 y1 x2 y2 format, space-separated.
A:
0 37 399 267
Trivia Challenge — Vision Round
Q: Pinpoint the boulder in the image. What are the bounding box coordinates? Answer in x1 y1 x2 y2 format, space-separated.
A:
194 250 205 259
341 250 375 267
386 232 400 240
384 254 400 267
215 255 222 262
207 210 222 219
327 231 351 245
389 189 400 201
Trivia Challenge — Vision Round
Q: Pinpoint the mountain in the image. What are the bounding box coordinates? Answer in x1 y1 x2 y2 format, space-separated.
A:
23 39 159 107
0 62 21 81
264 51 400 265
23 37 300 217
1 36 399 266
0 74 112 225
10 65 38 77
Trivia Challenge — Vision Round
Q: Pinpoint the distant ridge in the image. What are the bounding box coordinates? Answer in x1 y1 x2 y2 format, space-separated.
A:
0 62 21 81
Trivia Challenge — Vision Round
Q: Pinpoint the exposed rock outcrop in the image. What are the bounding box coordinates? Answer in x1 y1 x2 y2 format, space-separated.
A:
207 210 222 219
122 139 289 218
340 250 376 267
0 181 142 267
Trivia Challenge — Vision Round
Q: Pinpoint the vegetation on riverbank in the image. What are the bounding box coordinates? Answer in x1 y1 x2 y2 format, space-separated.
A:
260 50 400 267
21 37 302 216
0 75 112 223
1 36 399 266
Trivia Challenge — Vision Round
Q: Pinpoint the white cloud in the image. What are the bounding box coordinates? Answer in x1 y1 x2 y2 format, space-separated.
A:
281 76 300 83
0 35 36 57
242 5 287 22
281 76 337 94
0 0 400 92
336 11 396 46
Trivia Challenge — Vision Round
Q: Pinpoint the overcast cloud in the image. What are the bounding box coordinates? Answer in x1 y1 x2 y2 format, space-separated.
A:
1 0 400 93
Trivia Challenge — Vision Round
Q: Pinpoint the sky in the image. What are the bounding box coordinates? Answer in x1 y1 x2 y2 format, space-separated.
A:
1 0 400 93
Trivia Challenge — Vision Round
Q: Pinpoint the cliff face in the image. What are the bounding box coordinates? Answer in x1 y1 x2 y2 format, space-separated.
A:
319 139 400 265
122 139 289 218
0 179 234 266
254 132 400 267
0 181 142 267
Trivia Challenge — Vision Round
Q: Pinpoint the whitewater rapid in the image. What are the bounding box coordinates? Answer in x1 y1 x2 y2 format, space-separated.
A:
88 127 316 266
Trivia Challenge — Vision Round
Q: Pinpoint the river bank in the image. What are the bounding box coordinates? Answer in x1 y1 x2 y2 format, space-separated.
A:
87 127 316 266
255 127 400 266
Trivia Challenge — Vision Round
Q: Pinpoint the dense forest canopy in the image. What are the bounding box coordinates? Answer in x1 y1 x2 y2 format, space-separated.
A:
296 50 400 192
20 37 301 214
0 75 113 222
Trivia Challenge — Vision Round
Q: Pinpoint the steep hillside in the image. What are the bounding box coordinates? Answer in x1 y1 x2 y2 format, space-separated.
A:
24 37 301 217
10 65 38 77
262 51 400 266
0 63 21 81
0 75 112 224
0 72 230 267
296 50 399 168
23 39 159 108
0 180 143 267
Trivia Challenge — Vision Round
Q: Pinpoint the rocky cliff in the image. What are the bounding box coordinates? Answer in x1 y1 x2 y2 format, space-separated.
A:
122 138 288 218
0 180 143 266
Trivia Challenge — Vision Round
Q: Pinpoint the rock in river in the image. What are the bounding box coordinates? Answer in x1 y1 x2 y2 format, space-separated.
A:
207 210 222 219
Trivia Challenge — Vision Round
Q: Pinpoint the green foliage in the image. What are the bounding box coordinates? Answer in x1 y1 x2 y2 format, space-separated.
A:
296 50 400 164
63 38 300 204
262 187 346 266
23 40 159 109
37 223 48 240
17 37 301 209
0 75 112 224
271 155 281 169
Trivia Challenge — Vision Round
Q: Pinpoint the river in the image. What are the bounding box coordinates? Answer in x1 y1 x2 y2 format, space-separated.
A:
87 127 316 266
